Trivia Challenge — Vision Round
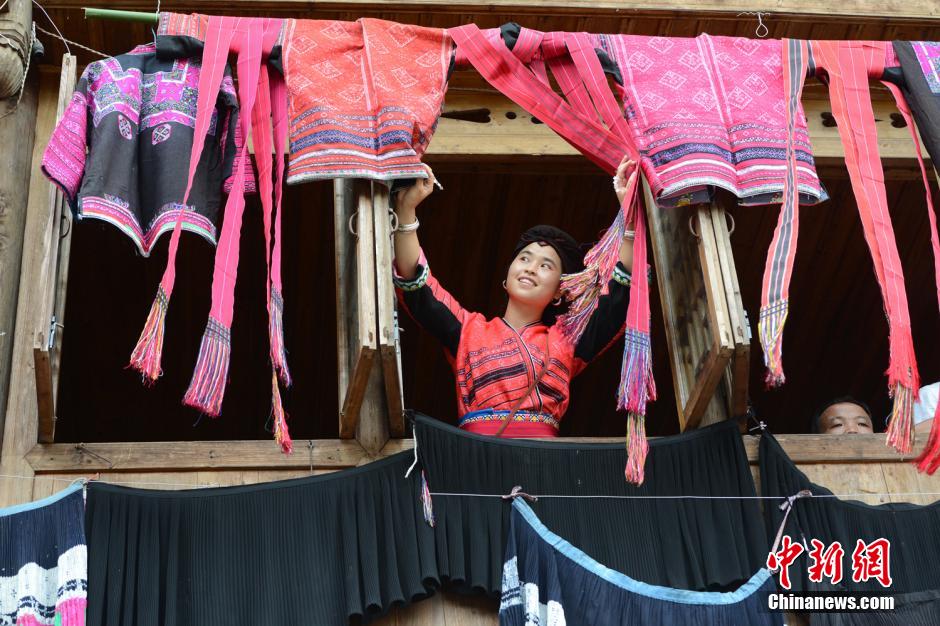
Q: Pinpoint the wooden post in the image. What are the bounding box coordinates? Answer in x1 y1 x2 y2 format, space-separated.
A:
333 179 378 439
643 179 732 430
708 200 750 418
371 184 405 437
0 63 38 449
0 66 59 506
31 56 77 443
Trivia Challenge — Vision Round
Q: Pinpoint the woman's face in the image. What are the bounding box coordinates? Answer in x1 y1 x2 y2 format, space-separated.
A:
505 243 563 310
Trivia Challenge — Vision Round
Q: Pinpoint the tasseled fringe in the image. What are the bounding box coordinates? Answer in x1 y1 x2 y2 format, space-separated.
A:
559 209 626 341
420 469 435 527
624 413 649 485
128 286 169 384
271 371 293 454
886 382 915 455
183 317 231 416
758 300 789 388
269 287 292 387
617 328 656 414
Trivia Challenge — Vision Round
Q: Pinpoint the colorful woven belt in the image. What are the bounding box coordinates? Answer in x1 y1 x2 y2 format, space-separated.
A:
458 410 560 431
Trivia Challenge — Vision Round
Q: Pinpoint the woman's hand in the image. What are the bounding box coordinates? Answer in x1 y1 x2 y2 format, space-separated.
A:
613 156 637 206
398 165 437 217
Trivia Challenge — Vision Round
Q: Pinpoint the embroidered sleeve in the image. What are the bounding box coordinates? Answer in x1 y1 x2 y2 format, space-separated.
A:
571 261 639 373
394 249 469 358
41 86 89 209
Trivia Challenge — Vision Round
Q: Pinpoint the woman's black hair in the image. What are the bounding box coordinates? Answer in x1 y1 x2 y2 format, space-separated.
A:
809 396 873 433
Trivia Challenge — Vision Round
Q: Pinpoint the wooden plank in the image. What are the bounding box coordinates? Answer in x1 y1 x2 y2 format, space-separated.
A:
643 179 731 430
688 205 734 427
372 184 405 437
32 55 77 443
334 180 378 438
43 0 940 21
25 439 370 473
351 181 390 455
385 431 938 464
709 201 750 417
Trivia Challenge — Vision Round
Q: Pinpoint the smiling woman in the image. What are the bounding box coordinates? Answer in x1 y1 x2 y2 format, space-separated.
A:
391 158 639 438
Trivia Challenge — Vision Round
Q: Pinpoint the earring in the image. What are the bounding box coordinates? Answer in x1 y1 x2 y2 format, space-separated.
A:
552 296 563 306
502 280 508 290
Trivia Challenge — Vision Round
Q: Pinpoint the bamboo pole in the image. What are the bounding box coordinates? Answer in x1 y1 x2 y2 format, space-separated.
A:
83 7 159 24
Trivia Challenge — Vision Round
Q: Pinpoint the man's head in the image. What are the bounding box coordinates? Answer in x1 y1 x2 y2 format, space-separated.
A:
812 397 874 434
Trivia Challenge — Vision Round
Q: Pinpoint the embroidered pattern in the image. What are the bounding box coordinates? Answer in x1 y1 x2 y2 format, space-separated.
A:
0 486 87 626
913 41 940 95
118 114 133 139
603 33 826 208
282 18 453 184
151 123 172 144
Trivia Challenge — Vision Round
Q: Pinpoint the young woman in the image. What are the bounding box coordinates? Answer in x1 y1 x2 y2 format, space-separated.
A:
393 156 637 437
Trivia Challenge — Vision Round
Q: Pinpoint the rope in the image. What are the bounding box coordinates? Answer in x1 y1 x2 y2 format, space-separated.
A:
34 23 108 59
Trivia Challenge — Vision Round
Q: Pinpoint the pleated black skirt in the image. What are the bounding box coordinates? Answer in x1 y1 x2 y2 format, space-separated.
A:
413 413 768 596
85 452 439 626
500 499 782 626
760 432 940 594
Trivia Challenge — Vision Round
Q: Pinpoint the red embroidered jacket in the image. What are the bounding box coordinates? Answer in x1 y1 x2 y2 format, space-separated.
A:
395 254 631 437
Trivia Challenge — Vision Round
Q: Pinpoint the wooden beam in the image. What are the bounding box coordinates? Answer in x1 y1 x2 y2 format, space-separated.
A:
381 432 934 464
372 184 406 437
427 94 927 164
41 0 940 21
334 179 378 439
26 439 370 473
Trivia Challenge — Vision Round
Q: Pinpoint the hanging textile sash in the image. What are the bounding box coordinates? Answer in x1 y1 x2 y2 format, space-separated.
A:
129 16 238 382
130 16 292 450
448 24 655 484
759 40 916 453
758 39 810 388
881 77 940 472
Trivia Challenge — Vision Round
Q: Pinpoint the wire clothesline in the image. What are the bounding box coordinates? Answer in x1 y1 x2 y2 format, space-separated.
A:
2 466 939 502
428 491 940 501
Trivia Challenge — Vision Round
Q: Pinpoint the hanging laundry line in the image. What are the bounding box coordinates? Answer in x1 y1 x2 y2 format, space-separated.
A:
428 490 940 501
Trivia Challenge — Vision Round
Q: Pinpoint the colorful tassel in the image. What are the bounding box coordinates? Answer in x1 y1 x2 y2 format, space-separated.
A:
420 469 435 527
271 371 293 454
269 288 292 387
617 328 656 414
183 317 231 416
624 414 649 485
559 203 627 342
886 381 915 455
758 300 789 388
128 286 169 384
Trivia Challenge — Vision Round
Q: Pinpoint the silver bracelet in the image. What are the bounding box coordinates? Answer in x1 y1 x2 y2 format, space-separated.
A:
397 217 420 233
623 229 636 240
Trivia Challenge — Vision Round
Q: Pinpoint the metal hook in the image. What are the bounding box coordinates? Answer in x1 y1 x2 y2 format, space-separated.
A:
388 209 399 234
347 211 359 238
724 210 736 236
688 214 700 239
